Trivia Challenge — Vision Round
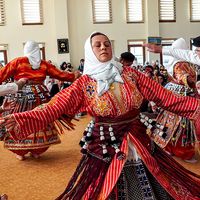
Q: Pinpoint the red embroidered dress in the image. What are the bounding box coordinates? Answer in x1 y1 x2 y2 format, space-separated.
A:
149 61 198 160
0 57 75 153
9 67 200 199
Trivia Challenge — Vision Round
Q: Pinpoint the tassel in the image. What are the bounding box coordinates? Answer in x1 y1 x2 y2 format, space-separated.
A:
81 148 87 154
85 136 93 142
103 152 110 159
79 140 85 147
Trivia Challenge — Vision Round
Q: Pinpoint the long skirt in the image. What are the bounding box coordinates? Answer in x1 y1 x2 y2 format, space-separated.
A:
0 83 61 156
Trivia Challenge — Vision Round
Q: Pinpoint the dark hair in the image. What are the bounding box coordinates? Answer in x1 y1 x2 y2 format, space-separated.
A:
60 61 67 71
91 32 108 39
120 52 135 62
144 65 154 76
192 36 200 47
90 32 110 45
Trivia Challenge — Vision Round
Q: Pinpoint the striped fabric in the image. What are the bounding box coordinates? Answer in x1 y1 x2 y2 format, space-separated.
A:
13 68 200 141
128 133 200 200
10 67 200 199
0 57 75 84
99 136 128 200
132 68 200 119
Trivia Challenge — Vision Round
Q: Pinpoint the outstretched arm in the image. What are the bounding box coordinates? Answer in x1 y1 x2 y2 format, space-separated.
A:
0 78 84 140
133 69 200 120
143 43 200 66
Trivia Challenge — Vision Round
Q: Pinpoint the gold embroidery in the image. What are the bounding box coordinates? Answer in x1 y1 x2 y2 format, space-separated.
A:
93 97 112 116
110 83 115 90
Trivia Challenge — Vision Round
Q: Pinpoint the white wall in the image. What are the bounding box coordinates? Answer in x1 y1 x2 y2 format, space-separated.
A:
1 0 200 68
68 0 200 66
0 0 70 66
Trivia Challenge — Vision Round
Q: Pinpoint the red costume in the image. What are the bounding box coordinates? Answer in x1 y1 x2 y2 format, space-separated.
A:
148 61 198 160
0 57 75 157
7 67 200 199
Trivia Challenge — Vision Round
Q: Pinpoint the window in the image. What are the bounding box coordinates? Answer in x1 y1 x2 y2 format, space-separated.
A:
190 0 200 22
0 0 5 25
92 0 112 23
0 44 8 65
159 0 176 22
126 0 144 23
128 40 145 65
39 43 46 60
161 39 176 66
21 0 43 25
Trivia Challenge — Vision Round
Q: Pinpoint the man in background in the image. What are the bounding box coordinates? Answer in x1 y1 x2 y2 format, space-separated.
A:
119 52 135 67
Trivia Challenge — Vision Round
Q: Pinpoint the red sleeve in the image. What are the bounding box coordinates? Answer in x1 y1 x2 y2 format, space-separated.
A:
11 78 84 140
0 58 18 84
133 69 200 120
45 61 75 82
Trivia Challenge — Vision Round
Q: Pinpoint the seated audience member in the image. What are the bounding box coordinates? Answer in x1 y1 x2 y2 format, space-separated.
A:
60 62 68 71
78 59 85 74
143 65 154 79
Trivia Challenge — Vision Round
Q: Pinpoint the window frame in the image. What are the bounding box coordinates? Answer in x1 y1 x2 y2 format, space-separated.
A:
92 0 112 24
20 0 43 25
0 46 8 65
159 0 176 22
128 40 146 65
126 0 144 23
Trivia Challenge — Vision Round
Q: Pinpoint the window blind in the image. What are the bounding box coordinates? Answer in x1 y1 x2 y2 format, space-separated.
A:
159 0 176 22
92 0 112 23
21 0 43 25
126 0 144 23
190 0 200 21
0 0 5 25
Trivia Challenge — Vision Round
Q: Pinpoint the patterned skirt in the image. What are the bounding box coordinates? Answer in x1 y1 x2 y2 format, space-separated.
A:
109 159 173 200
0 83 61 150
56 155 174 200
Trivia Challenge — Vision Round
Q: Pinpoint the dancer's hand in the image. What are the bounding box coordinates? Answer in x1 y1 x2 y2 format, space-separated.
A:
16 78 28 90
74 70 81 79
0 114 16 132
143 43 162 53
0 99 16 113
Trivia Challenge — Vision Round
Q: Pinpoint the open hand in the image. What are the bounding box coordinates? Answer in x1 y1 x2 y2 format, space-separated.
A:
0 114 16 132
16 78 28 90
143 43 162 54
74 70 82 79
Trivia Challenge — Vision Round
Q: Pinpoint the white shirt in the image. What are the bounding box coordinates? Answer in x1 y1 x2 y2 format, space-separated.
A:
163 48 200 66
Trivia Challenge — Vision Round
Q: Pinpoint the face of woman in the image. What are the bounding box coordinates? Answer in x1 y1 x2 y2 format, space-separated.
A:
91 35 112 62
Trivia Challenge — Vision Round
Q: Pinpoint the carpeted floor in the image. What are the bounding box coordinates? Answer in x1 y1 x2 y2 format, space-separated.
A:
0 115 200 200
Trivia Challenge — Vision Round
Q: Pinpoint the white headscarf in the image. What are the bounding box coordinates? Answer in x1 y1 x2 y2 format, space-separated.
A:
165 38 189 75
24 40 41 69
83 32 124 96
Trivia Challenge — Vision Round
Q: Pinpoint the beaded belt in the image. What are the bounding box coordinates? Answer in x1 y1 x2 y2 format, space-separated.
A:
79 116 139 162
